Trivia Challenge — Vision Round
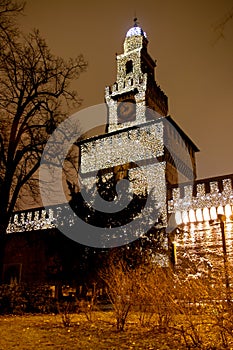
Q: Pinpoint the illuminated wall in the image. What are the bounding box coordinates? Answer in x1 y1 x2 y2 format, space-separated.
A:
168 176 233 225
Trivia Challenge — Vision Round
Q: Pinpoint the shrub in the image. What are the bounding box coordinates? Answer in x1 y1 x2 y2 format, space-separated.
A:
0 283 57 314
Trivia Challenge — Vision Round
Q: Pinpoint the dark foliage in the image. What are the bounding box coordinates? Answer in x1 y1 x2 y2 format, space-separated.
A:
0 283 57 314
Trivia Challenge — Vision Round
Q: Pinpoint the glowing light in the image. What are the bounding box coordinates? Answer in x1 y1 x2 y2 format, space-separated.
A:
182 211 189 224
196 208 203 222
175 211 182 225
210 206 217 220
81 123 164 173
7 208 56 233
225 204 232 219
189 209 196 223
203 207 210 222
168 178 233 223
217 205 224 215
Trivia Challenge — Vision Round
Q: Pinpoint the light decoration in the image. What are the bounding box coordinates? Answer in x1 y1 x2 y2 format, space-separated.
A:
175 220 233 277
80 122 164 174
126 26 147 38
7 207 56 233
168 177 233 224
78 110 168 234
105 22 166 133
7 130 167 234
128 162 167 227
105 73 148 133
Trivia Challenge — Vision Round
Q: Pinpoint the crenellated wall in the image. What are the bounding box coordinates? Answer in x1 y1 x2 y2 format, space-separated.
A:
168 174 233 224
7 207 56 233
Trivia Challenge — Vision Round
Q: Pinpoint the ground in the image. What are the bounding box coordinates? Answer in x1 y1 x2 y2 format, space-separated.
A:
0 312 183 350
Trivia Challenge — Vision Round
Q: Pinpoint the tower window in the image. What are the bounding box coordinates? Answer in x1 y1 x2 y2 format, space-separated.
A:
126 60 133 74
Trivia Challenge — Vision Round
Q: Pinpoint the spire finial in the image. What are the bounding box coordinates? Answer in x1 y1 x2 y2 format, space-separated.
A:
133 17 138 27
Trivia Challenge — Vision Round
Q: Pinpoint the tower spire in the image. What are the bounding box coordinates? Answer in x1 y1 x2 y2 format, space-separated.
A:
133 17 138 27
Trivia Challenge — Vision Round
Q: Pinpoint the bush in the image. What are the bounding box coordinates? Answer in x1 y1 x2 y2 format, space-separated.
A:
23 284 57 313
0 284 27 314
0 283 57 314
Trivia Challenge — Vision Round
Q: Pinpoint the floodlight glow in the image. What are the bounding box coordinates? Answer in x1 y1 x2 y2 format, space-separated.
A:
196 208 203 222
210 206 217 220
217 205 224 215
175 211 182 225
189 209 196 223
225 204 232 218
203 207 210 221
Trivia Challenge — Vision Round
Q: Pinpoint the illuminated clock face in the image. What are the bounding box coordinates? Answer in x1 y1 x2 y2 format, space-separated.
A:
117 100 136 124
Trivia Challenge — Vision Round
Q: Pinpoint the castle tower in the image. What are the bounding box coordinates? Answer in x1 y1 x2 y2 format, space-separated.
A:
78 21 199 248
105 19 168 133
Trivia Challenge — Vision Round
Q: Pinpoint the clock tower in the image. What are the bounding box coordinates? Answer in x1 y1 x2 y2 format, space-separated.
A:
79 20 199 249
105 19 168 132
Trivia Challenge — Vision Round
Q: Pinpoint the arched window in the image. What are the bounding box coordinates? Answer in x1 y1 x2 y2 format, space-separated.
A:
126 60 133 74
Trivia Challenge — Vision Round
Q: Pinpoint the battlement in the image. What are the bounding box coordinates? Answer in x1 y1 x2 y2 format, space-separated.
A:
168 174 233 224
8 174 232 234
7 206 58 233
105 74 145 98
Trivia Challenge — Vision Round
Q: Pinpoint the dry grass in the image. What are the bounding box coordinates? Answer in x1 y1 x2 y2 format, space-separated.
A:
0 312 184 350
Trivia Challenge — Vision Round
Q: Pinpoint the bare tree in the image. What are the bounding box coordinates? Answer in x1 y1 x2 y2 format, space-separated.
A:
0 0 24 38
212 5 233 44
0 0 87 234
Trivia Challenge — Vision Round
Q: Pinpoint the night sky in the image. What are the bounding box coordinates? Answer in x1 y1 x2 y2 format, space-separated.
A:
20 0 233 180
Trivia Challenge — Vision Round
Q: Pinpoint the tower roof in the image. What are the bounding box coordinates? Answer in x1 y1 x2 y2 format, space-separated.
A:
126 18 147 39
